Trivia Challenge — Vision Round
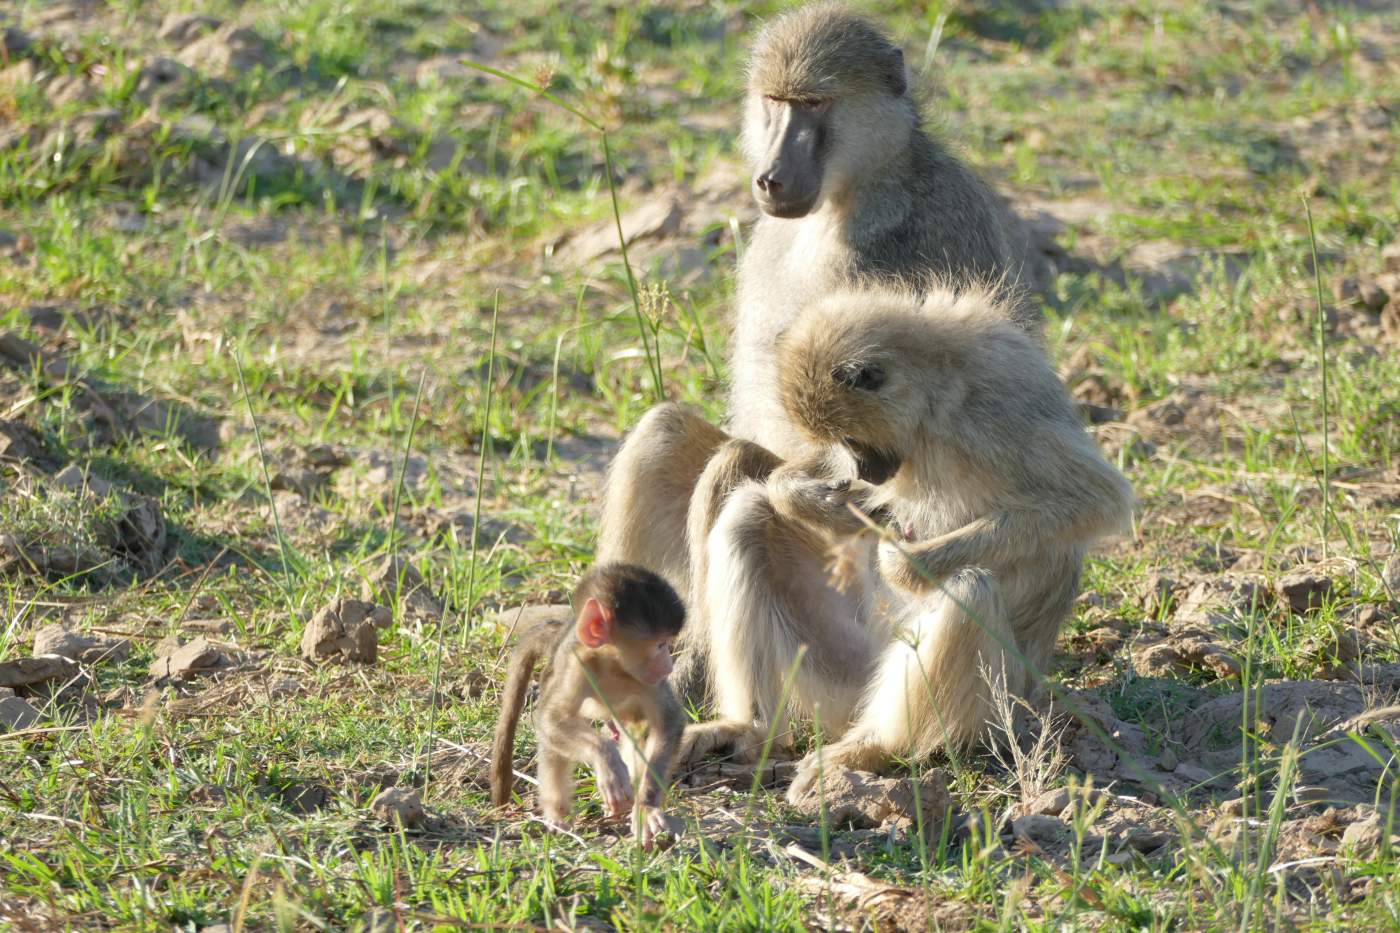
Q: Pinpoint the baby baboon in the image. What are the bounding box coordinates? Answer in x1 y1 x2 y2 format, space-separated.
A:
738 285 1132 795
490 563 686 848
598 5 1033 702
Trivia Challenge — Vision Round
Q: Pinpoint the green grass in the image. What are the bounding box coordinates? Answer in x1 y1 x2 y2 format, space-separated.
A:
2 0 1400 929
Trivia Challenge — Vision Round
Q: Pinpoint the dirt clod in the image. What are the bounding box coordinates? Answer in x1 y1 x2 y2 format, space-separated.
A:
1341 813 1397 854
176 24 272 77
33 623 131 664
301 598 388 664
363 555 444 623
1 695 42 730
370 787 425 827
0 655 80 690
787 766 953 842
1277 570 1334 613
148 636 234 682
0 419 44 463
1020 786 1071 817
1132 628 1241 680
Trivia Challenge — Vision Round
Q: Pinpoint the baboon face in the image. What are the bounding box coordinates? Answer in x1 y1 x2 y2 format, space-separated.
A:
745 6 911 219
780 332 911 485
749 95 830 218
824 357 905 484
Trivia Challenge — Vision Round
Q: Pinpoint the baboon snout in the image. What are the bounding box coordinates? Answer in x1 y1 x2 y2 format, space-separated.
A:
752 98 825 218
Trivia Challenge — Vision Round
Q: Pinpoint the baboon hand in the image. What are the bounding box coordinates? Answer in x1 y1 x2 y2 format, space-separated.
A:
878 539 953 591
769 468 874 533
633 804 679 850
594 743 634 818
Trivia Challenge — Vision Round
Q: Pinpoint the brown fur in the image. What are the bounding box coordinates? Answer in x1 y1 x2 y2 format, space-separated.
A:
597 4 1035 752
769 286 1133 797
488 563 688 846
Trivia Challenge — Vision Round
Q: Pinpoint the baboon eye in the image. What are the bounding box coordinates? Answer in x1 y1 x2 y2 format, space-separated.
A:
832 361 885 392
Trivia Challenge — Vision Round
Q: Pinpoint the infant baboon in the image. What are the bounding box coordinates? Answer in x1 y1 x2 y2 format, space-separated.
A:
599 4 1034 705
490 563 686 848
737 285 1132 795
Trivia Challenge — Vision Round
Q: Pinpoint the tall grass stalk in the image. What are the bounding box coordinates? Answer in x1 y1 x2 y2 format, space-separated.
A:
232 349 292 602
461 59 665 402
1303 198 1331 559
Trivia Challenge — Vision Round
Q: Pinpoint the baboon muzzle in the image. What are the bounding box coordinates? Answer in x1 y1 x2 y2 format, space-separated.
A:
754 102 824 218
845 438 901 485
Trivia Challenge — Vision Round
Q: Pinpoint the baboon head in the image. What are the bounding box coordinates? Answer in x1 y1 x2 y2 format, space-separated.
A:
743 4 914 219
777 289 978 484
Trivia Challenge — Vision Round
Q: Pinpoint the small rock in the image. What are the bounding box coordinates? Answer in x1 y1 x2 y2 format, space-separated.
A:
787 766 953 842
1132 629 1241 680
133 56 193 103
363 555 444 623
1218 796 1249 818
301 598 387 664
1140 571 1181 616
1293 785 1330 804
1341 813 1392 853
265 676 302 698
370 787 425 827
1157 747 1179 772
0 695 41 730
176 24 271 77
1358 281 1390 312
2 26 33 58
33 623 131 664
53 463 114 498
157 12 223 43
1021 786 1071 817
1384 555 1400 594
0 655 80 690
148 636 233 682
266 779 331 814
1011 813 1069 846
0 419 44 462
556 192 685 265
1173 762 1215 785
270 465 326 497
1278 570 1334 613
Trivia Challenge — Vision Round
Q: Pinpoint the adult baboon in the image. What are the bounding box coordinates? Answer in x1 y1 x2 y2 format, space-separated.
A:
598 4 1031 707
729 285 1131 793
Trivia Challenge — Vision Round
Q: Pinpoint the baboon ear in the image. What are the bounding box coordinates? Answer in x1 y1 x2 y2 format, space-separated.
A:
885 47 907 97
577 597 613 648
832 360 886 392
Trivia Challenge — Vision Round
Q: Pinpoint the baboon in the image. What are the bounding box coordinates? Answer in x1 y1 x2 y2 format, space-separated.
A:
490 563 687 848
598 4 1033 704
720 285 1131 796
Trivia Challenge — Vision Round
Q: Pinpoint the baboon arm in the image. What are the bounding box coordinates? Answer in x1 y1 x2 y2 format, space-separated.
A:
766 451 875 535
882 510 1045 590
639 699 683 808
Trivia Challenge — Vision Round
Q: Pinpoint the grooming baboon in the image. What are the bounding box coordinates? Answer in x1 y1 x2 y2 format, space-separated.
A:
598 4 1033 704
718 285 1131 796
490 563 687 848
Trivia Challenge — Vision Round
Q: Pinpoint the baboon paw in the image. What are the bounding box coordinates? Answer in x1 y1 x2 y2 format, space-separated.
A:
633 806 679 850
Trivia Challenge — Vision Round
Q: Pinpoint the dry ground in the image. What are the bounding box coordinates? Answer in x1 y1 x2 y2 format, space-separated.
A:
1 0 1398 930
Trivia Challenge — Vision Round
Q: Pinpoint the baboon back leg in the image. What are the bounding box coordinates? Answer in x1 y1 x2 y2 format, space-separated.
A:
828 568 1016 769
597 403 728 593
697 482 876 761
673 439 782 704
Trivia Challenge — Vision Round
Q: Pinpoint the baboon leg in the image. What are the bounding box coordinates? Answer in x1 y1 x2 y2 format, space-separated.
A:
597 402 728 593
696 481 877 763
537 746 575 829
672 438 782 704
787 569 1018 798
